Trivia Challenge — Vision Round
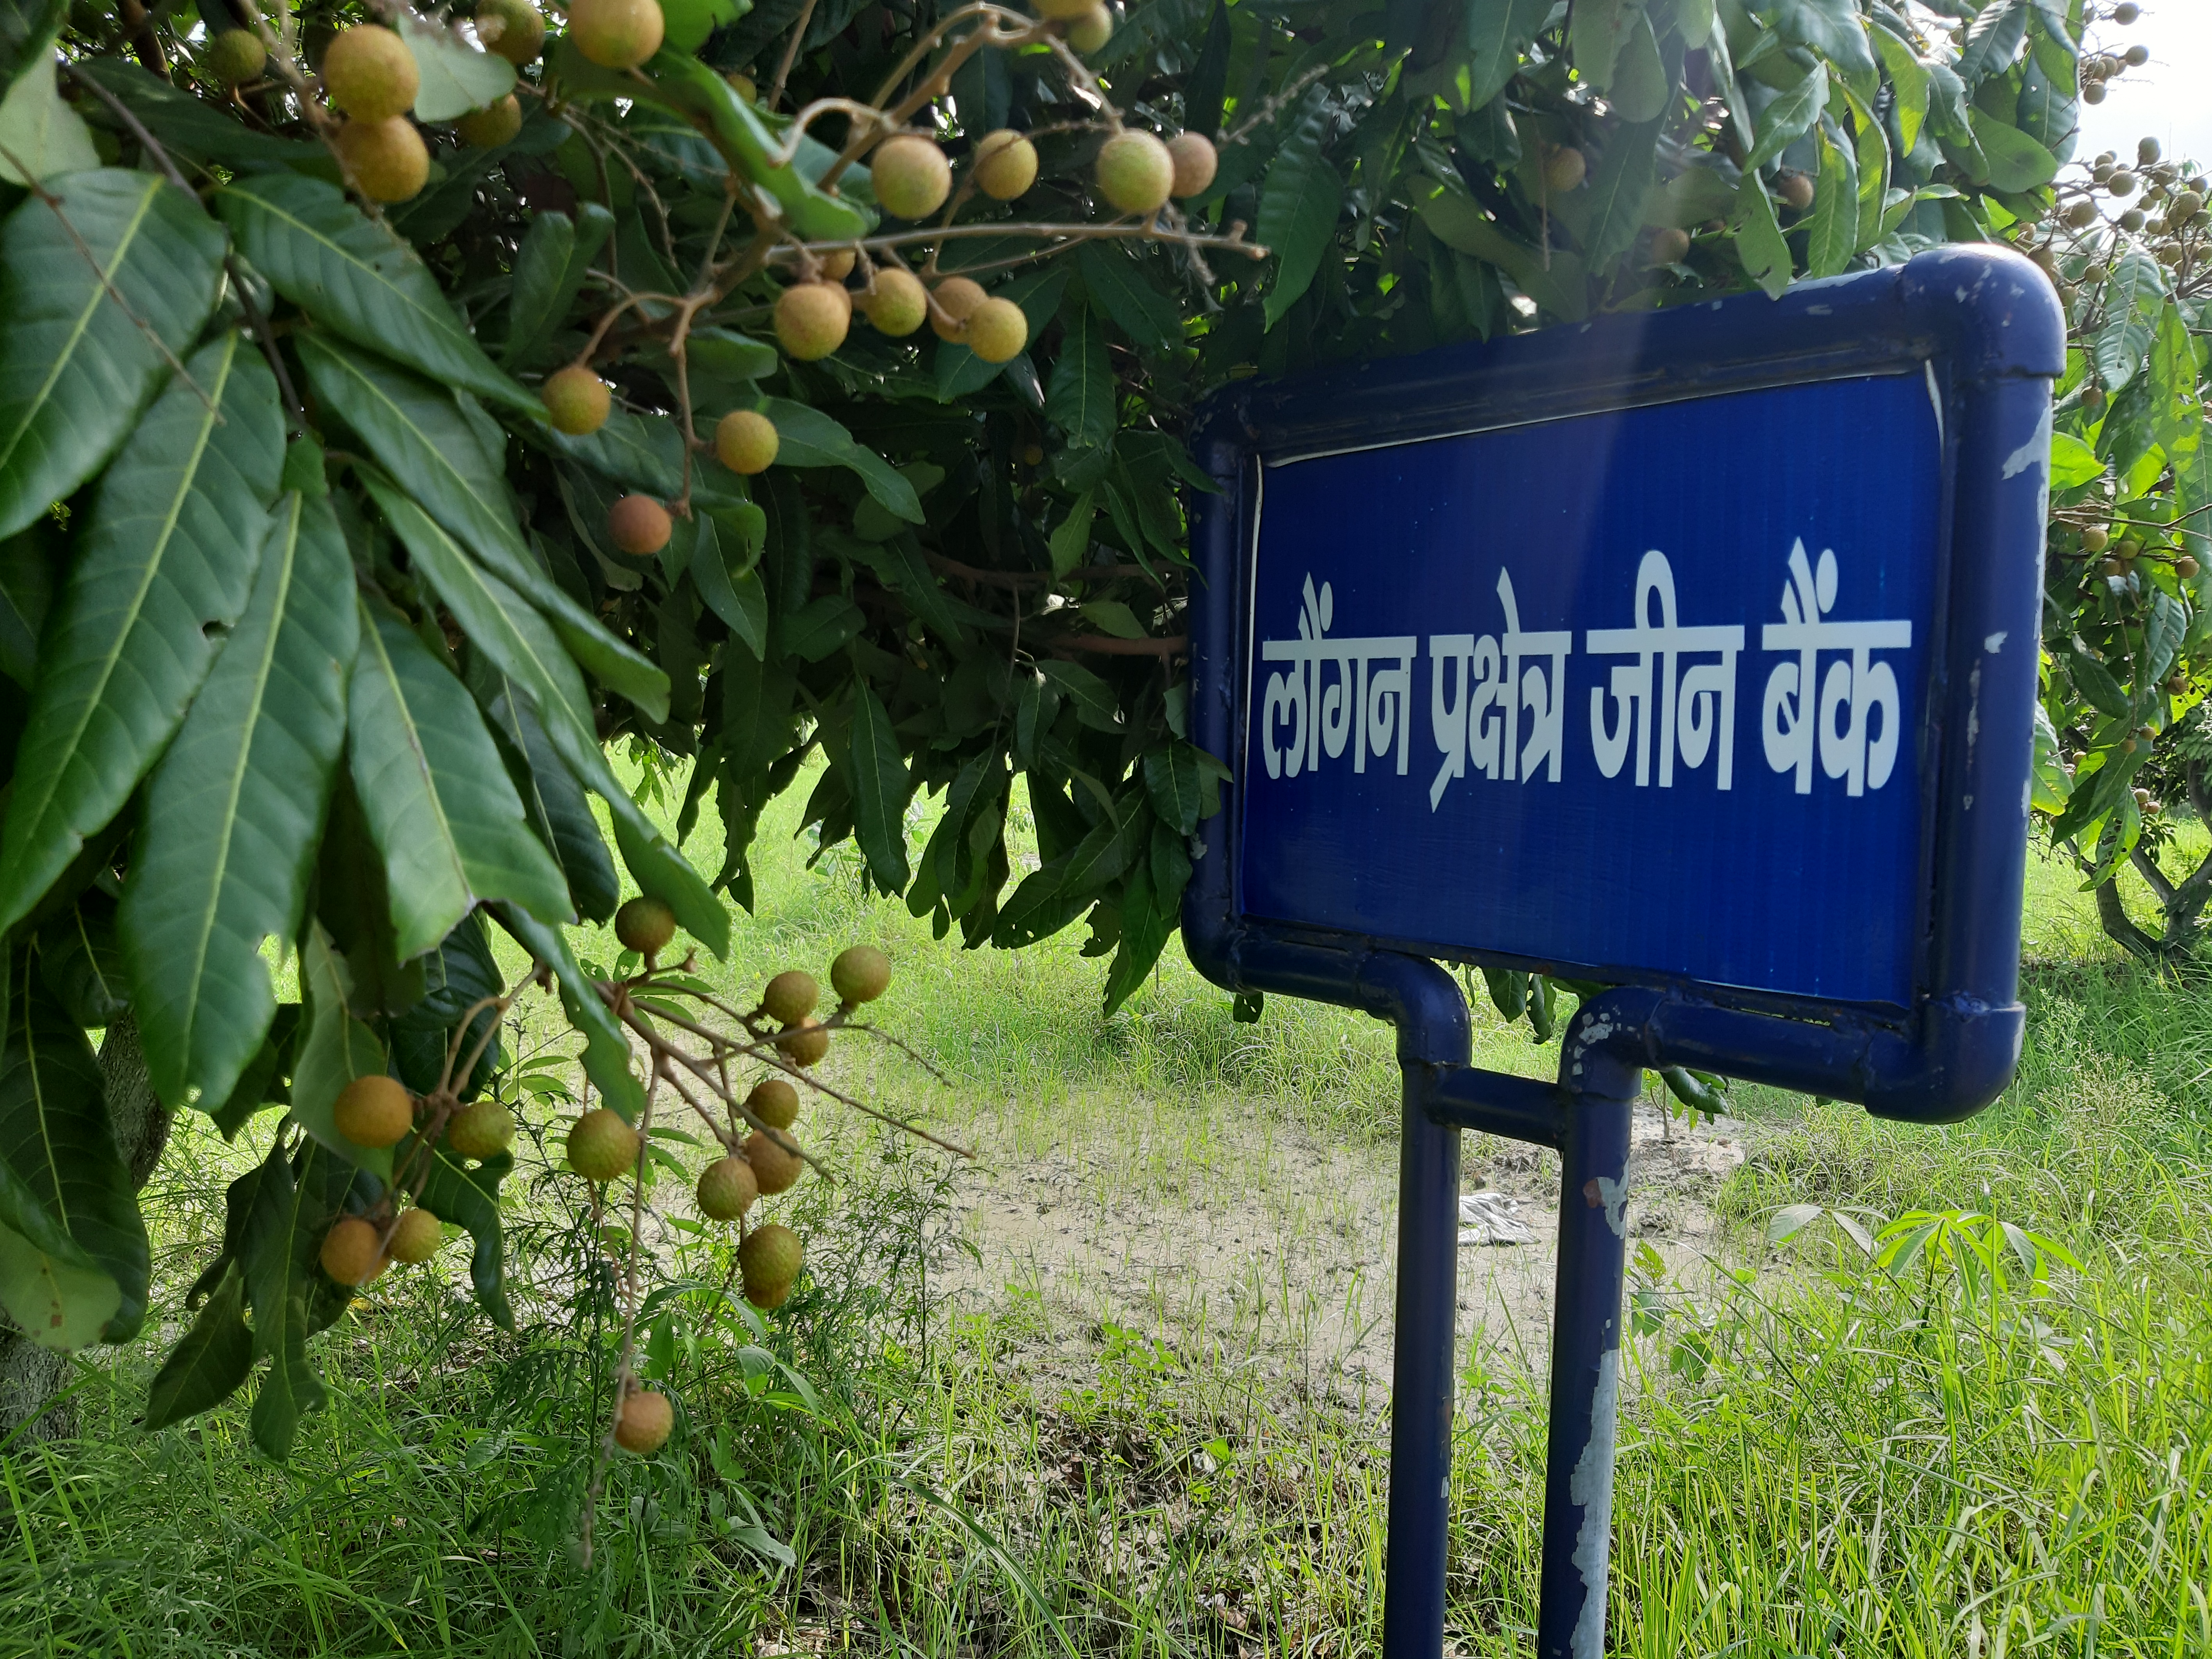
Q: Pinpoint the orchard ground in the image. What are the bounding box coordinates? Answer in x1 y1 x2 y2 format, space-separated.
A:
4 762 2210 1654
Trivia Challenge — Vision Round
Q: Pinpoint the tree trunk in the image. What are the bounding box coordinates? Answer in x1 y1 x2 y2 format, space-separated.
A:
0 1013 171 1445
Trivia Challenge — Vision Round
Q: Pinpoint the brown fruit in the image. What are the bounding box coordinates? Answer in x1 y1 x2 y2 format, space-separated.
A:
778 1016 830 1068
337 117 430 203
542 364 611 435
818 247 857 280
387 1208 445 1264
748 1078 800 1132
974 130 1038 200
206 28 267 86
862 267 929 336
1778 170 1815 211
319 1216 389 1286
1067 5 1112 52
776 281 851 360
746 1129 804 1194
715 409 779 475
739 1223 804 1309
615 893 678 956
457 95 522 148
872 133 953 220
615 1387 674 1454
1095 130 1174 215
761 969 819 1024
475 0 546 64
323 24 417 120
697 1154 759 1221
830 944 891 1006
567 0 664 69
446 1097 515 1160
1166 131 1217 198
608 495 673 557
966 296 1028 364
334 1074 413 1149
928 276 986 341
1649 226 1691 265
567 1107 641 1182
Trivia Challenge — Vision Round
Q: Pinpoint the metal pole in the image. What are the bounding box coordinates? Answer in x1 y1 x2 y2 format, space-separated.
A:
1535 1057 1637 1657
1381 1057 1462 1659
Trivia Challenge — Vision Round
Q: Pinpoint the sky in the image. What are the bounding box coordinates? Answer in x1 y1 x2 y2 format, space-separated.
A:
2073 2 2212 171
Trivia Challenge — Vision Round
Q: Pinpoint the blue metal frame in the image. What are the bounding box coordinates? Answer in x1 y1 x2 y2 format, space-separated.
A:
1181 247 2064 1656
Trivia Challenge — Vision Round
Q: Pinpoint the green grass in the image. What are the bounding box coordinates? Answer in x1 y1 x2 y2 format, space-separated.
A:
4 768 2211 1655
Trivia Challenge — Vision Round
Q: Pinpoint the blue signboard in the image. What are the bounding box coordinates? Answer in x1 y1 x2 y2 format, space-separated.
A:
1180 247 2065 1659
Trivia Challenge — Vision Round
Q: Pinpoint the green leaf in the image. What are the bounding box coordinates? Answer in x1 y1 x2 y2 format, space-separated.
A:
659 0 744 53
1569 0 1641 88
828 679 912 892
1607 12 1672 123
1954 0 2026 84
1778 0 1877 84
489 902 645 1122
71 58 335 180
1258 94 1343 329
1061 805 1147 898
2093 250 2165 392
0 334 284 937
1049 490 1095 578
1730 173 1793 298
294 331 669 721
1872 27 1930 154
503 204 614 370
1464 0 1552 112
291 924 394 1181
0 168 227 541
1073 242 1182 354
782 593 866 660
1584 116 1662 268
349 602 575 959
2048 430 2104 489
477 677 619 922
396 9 517 122
541 406 687 497
34 894 127 1026
1046 303 1115 451
1039 660 1122 733
239 1135 348 1460
1966 108 2057 192
758 398 922 523
1142 744 1204 836
2148 301 2201 459
1079 600 1145 639
1804 124 1860 278
0 49 95 183
217 174 536 416
690 514 771 655
144 1261 253 1431
1746 67 1826 171
120 491 355 1113
412 1145 514 1327
0 956 149 1347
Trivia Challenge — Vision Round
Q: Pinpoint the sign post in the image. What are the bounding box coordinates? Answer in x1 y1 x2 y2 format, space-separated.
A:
1182 246 2064 1655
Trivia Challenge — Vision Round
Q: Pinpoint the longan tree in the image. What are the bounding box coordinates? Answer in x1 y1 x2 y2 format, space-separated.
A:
0 0 2071 1475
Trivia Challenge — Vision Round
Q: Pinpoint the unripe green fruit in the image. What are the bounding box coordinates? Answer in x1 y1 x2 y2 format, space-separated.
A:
542 365 611 435
2084 81 2106 104
2082 525 2110 553
928 276 986 341
872 133 953 220
831 944 892 1005
2119 208 2146 232
567 1107 641 1182
607 495 672 557
1166 131 1217 198
747 1130 803 1195
475 0 546 64
1067 5 1112 52
323 24 417 120
775 282 851 360
615 1387 673 1453
697 1155 759 1220
739 1222 804 1309
967 296 1028 364
457 95 521 147
974 130 1038 200
334 1074 413 1148
1544 146 1588 193
2065 198 2098 228
778 1016 830 1068
2180 555 2201 579
388 1208 445 1264
1095 130 1174 215
2109 170 2137 197
2115 1 2140 20
762 969 819 1025
2174 191 2203 220
206 29 267 86
567 0 663 69
715 409 779 475
446 1097 515 1160
615 893 678 956
862 267 929 335
747 1077 799 1129
320 1216 389 1286
337 117 429 203
1648 226 1691 265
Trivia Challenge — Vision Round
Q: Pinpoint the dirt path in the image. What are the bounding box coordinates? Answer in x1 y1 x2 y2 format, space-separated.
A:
929 1090 1748 1405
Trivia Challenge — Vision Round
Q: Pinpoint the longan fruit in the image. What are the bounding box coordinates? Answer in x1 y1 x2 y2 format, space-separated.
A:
320 1216 389 1286
446 1098 516 1160
746 1077 799 1130
1095 130 1174 215
323 24 417 120
746 1130 804 1195
206 29 266 86
334 1074 413 1149
697 1155 758 1221
336 117 429 203
542 365 611 436
974 130 1038 200
778 1017 829 1068
775 281 851 360
872 133 953 220
714 409 779 475
475 0 545 64
457 94 521 148
615 1387 673 1453
615 894 678 956
607 495 672 557
761 970 819 1025
928 276 986 341
831 945 891 1005
567 1107 641 1182
861 267 929 336
965 296 1028 363
739 1223 803 1309
387 1208 445 1264
1166 131 1217 198
567 0 662 70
